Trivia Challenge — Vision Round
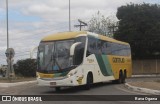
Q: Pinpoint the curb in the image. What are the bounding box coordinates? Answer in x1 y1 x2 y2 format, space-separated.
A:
0 80 37 88
132 74 160 78
125 83 160 95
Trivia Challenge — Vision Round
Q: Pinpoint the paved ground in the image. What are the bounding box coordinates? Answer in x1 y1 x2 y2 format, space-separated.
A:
126 77 160 91
128 81 160 90
0 77 160 95
0 81 142 95
0 76 159 104
0 77 36 83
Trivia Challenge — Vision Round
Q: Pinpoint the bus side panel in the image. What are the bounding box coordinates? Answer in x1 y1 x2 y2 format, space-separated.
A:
107 55 132 80
83 54 115 84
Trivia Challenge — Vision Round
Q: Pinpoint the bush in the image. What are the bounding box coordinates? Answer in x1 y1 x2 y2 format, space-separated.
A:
14 59 37 77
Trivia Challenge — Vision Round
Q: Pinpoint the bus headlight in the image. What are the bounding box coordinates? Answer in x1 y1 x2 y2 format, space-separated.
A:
67 73 73 77
67 70 78 77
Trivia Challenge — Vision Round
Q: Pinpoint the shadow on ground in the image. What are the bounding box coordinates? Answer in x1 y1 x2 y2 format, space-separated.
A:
42 81 120 94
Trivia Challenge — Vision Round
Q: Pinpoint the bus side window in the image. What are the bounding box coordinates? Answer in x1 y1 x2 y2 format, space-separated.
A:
97 40 102 54
87 37 95 56
101 41 107 54
74 44 85 65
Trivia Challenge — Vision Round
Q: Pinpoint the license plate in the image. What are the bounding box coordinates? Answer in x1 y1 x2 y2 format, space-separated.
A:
50 82 56 86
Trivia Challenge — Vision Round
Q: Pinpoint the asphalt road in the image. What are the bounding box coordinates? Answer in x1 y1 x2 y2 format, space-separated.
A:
19 82 142 95
0 77 159 104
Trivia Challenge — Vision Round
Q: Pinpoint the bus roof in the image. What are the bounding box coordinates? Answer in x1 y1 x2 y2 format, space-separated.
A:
42 31 87 41
41 31 129 45
98 34 129 45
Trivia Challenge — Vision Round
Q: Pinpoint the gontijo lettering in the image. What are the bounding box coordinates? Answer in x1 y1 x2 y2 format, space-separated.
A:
113 57 125 63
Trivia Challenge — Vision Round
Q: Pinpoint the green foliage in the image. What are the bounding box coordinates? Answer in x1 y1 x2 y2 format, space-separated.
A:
114 3 160 59
88 11 117 37
14 59 37 77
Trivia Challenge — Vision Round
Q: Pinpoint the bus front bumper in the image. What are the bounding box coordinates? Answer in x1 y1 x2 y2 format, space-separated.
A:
37 76 80 87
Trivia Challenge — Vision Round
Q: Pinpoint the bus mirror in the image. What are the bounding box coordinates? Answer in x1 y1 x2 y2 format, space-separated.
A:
70 42 82 56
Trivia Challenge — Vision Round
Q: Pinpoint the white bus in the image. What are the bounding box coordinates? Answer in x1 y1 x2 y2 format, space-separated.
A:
37 31 132 91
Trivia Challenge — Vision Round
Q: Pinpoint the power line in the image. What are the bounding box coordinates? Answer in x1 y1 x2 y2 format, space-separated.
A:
0 19 81 43
0 21 71 42
9 22 68 35
4 17 76 36
7 24 68 41
11 30 67 44
74 19 88 31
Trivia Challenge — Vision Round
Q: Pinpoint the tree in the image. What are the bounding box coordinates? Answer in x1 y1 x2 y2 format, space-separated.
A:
88 11 118 37
114 3 160 59
14 59 37 77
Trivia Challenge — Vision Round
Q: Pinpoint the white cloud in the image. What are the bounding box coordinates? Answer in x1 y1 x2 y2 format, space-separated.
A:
19 0 148 23
25 4 60 15
0 0 159 64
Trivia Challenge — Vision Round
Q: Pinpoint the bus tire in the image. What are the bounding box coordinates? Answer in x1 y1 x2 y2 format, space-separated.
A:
55 87 61 92
118 70 123 84
84 73 93 90
122 70 127 83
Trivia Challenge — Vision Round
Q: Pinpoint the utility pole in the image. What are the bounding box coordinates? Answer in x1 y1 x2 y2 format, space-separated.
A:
5 0 15 81
6 0 9 48
74 19 88 31
6 0 9 79
69 0 71 31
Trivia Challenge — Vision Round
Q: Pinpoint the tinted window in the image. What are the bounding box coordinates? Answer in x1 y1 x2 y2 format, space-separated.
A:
74 36 86 65
87 37 131 56
37 40 74 73
109 42 131 56
87 37 98 56
74 44 85 65
76 36 86 43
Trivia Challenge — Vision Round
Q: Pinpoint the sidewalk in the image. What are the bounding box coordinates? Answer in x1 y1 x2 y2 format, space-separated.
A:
125 75 160 95
0 77 37 87
0 80 37 87
0 80 37 94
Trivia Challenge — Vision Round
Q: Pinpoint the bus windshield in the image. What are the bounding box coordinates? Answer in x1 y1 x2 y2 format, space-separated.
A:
37 40 74 73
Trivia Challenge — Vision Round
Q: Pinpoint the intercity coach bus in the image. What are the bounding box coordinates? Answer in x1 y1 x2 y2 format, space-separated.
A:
36 31 132 90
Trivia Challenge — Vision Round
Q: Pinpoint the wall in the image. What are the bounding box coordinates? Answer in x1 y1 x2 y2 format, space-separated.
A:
132 59 160 74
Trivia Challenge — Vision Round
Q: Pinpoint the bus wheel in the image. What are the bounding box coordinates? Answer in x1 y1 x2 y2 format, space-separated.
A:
118 70 123 84
55 87 61 92
85 73 93 90
122 70 127 83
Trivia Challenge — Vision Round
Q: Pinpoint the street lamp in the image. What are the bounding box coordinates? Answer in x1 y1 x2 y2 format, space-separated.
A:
69 0 71 31
6 0 9 48
5 0 15 81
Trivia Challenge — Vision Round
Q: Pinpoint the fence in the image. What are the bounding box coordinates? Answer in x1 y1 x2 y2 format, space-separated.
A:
132 59 160 74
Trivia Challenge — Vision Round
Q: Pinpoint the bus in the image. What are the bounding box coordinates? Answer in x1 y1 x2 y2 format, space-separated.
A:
36 31 132 90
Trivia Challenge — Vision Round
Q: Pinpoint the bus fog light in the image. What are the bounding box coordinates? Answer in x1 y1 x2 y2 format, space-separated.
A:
67 70 78 78
67 73 73 77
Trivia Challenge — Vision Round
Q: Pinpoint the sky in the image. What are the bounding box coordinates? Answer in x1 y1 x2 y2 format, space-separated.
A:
0 0 159 65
